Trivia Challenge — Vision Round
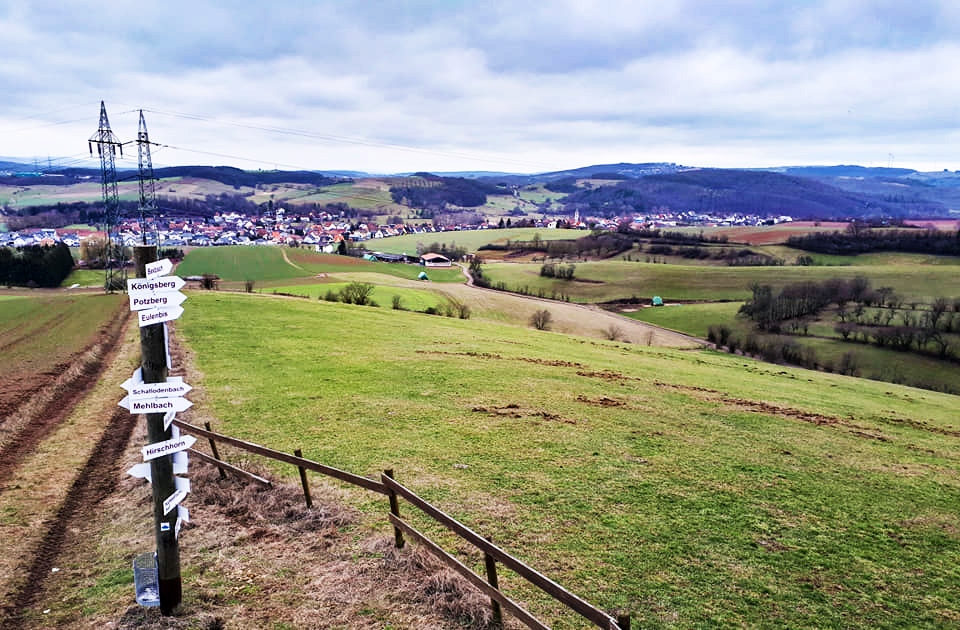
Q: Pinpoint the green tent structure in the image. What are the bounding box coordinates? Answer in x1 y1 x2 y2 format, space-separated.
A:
652 296 663 306
418 271 429 280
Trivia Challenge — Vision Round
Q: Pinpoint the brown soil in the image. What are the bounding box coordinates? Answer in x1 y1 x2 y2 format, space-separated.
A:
575 395 626 407
0 406 138 626
0 307 130 488
417 350 584 368
471 404 578 424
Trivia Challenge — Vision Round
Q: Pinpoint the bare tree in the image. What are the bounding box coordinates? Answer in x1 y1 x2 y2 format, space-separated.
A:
530 309 553 331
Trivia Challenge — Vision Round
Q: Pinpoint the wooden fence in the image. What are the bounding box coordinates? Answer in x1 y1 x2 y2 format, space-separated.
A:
173 419 631 630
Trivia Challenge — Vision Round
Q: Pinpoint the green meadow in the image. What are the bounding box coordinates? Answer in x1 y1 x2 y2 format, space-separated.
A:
261 282 444 311
483 260 960 303
373 228 579 255
176 246 463 284
178 292 960 629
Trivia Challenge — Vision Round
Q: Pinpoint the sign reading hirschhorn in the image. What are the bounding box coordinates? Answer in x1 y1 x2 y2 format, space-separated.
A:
141 435 197 462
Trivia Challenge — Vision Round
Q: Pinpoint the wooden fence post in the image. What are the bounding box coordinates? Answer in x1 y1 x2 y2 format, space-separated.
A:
294 448 312 508
384 469 405 548
617 613 631 629
483 537 503 627
204 422 227 479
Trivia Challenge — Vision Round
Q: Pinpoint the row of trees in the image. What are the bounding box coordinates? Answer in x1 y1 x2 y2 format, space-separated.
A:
0 243 75 287
787 224 960 256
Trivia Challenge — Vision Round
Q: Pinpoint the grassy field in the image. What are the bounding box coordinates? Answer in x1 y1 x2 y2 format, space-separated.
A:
176 292 960 629
262 282 444 311
177 246 464 284
483 260 960 304
0 293 125 383
622 302 744 338
60 268 107 288
374 228 582 256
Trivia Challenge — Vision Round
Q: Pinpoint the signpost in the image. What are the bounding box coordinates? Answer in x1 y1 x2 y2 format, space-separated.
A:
130 249 187 615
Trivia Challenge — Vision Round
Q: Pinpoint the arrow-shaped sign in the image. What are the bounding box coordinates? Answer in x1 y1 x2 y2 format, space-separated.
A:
146 258 173 280
162 476 191 515
129 290 187 312
127 463 152 483
126 377 192 402
164 410 176 431
119 395 192 415
142 435 196 461
127 276 185 296
138 306 184 328
175 505 189 539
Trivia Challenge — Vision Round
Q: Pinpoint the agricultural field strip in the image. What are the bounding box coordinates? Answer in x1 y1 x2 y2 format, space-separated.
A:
178 292 959 628
483 260 960 303
0 311 137 610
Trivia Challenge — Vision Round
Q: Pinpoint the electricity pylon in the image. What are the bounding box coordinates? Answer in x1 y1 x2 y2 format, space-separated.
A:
88 101 125 292
137 110 159 245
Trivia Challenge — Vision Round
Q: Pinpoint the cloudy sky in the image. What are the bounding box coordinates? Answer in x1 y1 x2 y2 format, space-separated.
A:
2 0 960 174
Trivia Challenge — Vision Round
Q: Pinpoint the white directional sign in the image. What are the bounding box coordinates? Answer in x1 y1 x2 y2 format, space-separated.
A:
142 435 197 461
138 305 184 328
127 463 153 483
127 275 185 296
175 505 189 539
172 450 188 475
145 258 173 280
125 377 192 402
129 290 187 312
163 410 176 431
162 477 191 515
119 395 192 415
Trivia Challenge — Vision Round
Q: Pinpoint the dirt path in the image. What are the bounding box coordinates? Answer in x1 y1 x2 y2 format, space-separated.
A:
280 248 307 272
0 309 130 488
455 263 705 347
0 406 137 626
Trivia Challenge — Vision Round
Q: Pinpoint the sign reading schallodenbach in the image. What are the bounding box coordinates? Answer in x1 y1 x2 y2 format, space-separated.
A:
145 258 173 280
125 377 192 402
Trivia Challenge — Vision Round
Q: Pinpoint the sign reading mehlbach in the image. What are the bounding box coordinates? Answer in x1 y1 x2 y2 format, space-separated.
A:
119 395 192 415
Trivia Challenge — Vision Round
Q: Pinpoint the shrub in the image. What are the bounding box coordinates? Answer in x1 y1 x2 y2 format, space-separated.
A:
200 274 218 290
322 289 339 302
392 295 404 310
340 281 375 305
244 279 255 293
604 324 623 341
530 309 552 330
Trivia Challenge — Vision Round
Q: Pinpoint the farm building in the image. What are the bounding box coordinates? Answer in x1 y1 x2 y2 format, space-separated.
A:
419 253 452 267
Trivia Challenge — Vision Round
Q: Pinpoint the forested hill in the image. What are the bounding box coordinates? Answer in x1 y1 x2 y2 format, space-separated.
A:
1 166 345 188
557 169 947 219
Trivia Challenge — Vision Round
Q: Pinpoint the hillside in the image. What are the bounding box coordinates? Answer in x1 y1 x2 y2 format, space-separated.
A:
166 292 959 629
557 169 947 219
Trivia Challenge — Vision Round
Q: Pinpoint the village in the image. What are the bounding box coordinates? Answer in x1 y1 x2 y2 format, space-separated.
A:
0 204 793 256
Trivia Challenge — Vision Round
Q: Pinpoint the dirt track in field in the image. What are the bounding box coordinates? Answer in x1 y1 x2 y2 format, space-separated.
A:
0 406 137 627
0 308 129 489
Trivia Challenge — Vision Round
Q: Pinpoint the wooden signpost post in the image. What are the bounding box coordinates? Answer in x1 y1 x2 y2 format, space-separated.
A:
127 245 191 614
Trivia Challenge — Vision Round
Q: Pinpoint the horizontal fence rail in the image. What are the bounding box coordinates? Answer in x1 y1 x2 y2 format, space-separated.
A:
381 473 623 630
172 420 388 495
187 448 272 487
173 419 628 629
389 513 550 630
